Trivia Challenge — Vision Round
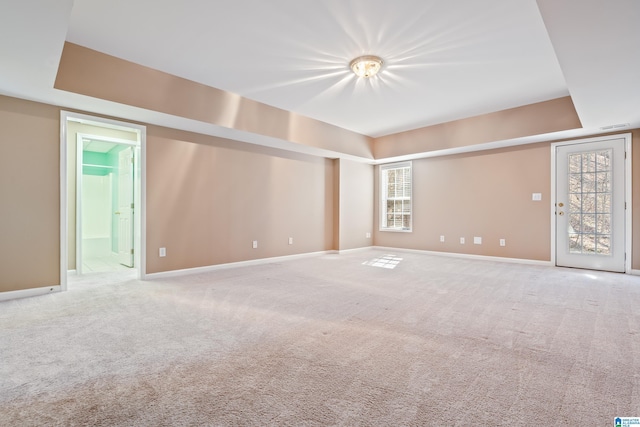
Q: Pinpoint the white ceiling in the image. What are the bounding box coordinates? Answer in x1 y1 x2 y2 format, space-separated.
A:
1 0 639 154
64 0 569 137
83 139 118 154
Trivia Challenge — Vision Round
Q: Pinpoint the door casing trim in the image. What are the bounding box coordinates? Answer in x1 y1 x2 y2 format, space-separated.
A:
550 133 632 273
60 111 147 290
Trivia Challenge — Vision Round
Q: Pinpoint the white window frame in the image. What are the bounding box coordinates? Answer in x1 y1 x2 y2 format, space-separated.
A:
379 161 412 232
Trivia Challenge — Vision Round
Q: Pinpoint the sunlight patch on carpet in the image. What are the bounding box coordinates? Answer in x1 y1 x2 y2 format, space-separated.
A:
362 254 403 269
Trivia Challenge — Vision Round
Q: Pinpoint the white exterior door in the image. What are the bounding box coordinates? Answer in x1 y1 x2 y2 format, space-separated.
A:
555 137 626 272
117 147 134 267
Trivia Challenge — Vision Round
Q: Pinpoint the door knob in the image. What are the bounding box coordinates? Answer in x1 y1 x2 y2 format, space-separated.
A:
558 202 564 207
558 211 564 216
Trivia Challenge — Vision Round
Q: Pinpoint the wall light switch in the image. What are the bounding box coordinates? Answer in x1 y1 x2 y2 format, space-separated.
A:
500 239 506 247
532 193 542 201
288 237 293 245
460 237 465 244
440 235 445 243
474 237 482 245
366 232 371 239
252 240 258 249
159 247 166 257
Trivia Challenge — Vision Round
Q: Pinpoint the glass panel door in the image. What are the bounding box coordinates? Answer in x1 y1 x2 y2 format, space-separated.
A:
556 138 626 272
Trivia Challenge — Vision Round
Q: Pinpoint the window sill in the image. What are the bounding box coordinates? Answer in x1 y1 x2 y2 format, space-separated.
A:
379 228 412 233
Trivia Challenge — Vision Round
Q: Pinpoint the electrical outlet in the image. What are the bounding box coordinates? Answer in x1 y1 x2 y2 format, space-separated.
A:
159 247 166 257
288 237 293 245
460 237 465 244
440 235 445 242
474 237 482 245
532 193 542 201
500 239 506 247
252 240 258 249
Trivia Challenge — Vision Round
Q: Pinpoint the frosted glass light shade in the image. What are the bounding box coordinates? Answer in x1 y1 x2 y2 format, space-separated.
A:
349 55 383 78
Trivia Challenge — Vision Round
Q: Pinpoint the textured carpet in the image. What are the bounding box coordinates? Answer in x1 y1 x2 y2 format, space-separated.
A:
1 250 639 426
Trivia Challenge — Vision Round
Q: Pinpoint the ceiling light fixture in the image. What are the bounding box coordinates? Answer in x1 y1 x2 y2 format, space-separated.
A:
350 55 383 78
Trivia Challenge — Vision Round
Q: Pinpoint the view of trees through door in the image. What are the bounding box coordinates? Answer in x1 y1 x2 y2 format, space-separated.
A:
555 137 627 273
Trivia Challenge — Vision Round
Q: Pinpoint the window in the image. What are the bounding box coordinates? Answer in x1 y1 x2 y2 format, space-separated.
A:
380 162 412 231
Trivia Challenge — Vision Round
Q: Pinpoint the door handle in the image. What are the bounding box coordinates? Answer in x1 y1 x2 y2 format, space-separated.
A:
558 202 564 207
114 211 121 215
558 211 564 216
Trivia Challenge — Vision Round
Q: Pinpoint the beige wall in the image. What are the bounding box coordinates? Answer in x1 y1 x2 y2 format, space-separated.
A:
0 93 639 295
145 126 334 274
0 97 60 292
374 143 552 261
0 95 338 292
55 42 374 160
375 133 640 269
66 121 138 270
46 40 638 269
375 97 581 158
335 159 374 251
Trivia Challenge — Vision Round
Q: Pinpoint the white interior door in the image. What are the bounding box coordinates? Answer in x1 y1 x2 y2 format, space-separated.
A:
117 147 134 267
555 138 626 272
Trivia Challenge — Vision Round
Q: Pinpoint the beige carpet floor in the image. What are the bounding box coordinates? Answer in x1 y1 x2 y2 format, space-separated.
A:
1 249 640 426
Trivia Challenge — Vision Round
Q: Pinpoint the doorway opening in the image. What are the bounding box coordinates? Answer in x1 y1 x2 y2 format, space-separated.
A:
61 112 146 289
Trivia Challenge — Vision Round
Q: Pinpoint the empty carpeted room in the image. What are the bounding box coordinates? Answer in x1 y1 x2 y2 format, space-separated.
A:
1 1 640 425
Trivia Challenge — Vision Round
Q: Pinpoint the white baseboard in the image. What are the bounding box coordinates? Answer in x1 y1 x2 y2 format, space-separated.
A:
145 250 334 280
67 269 77 275
0 285 61 302
139 245 634 280
336 246 374 255
372 246 553 267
